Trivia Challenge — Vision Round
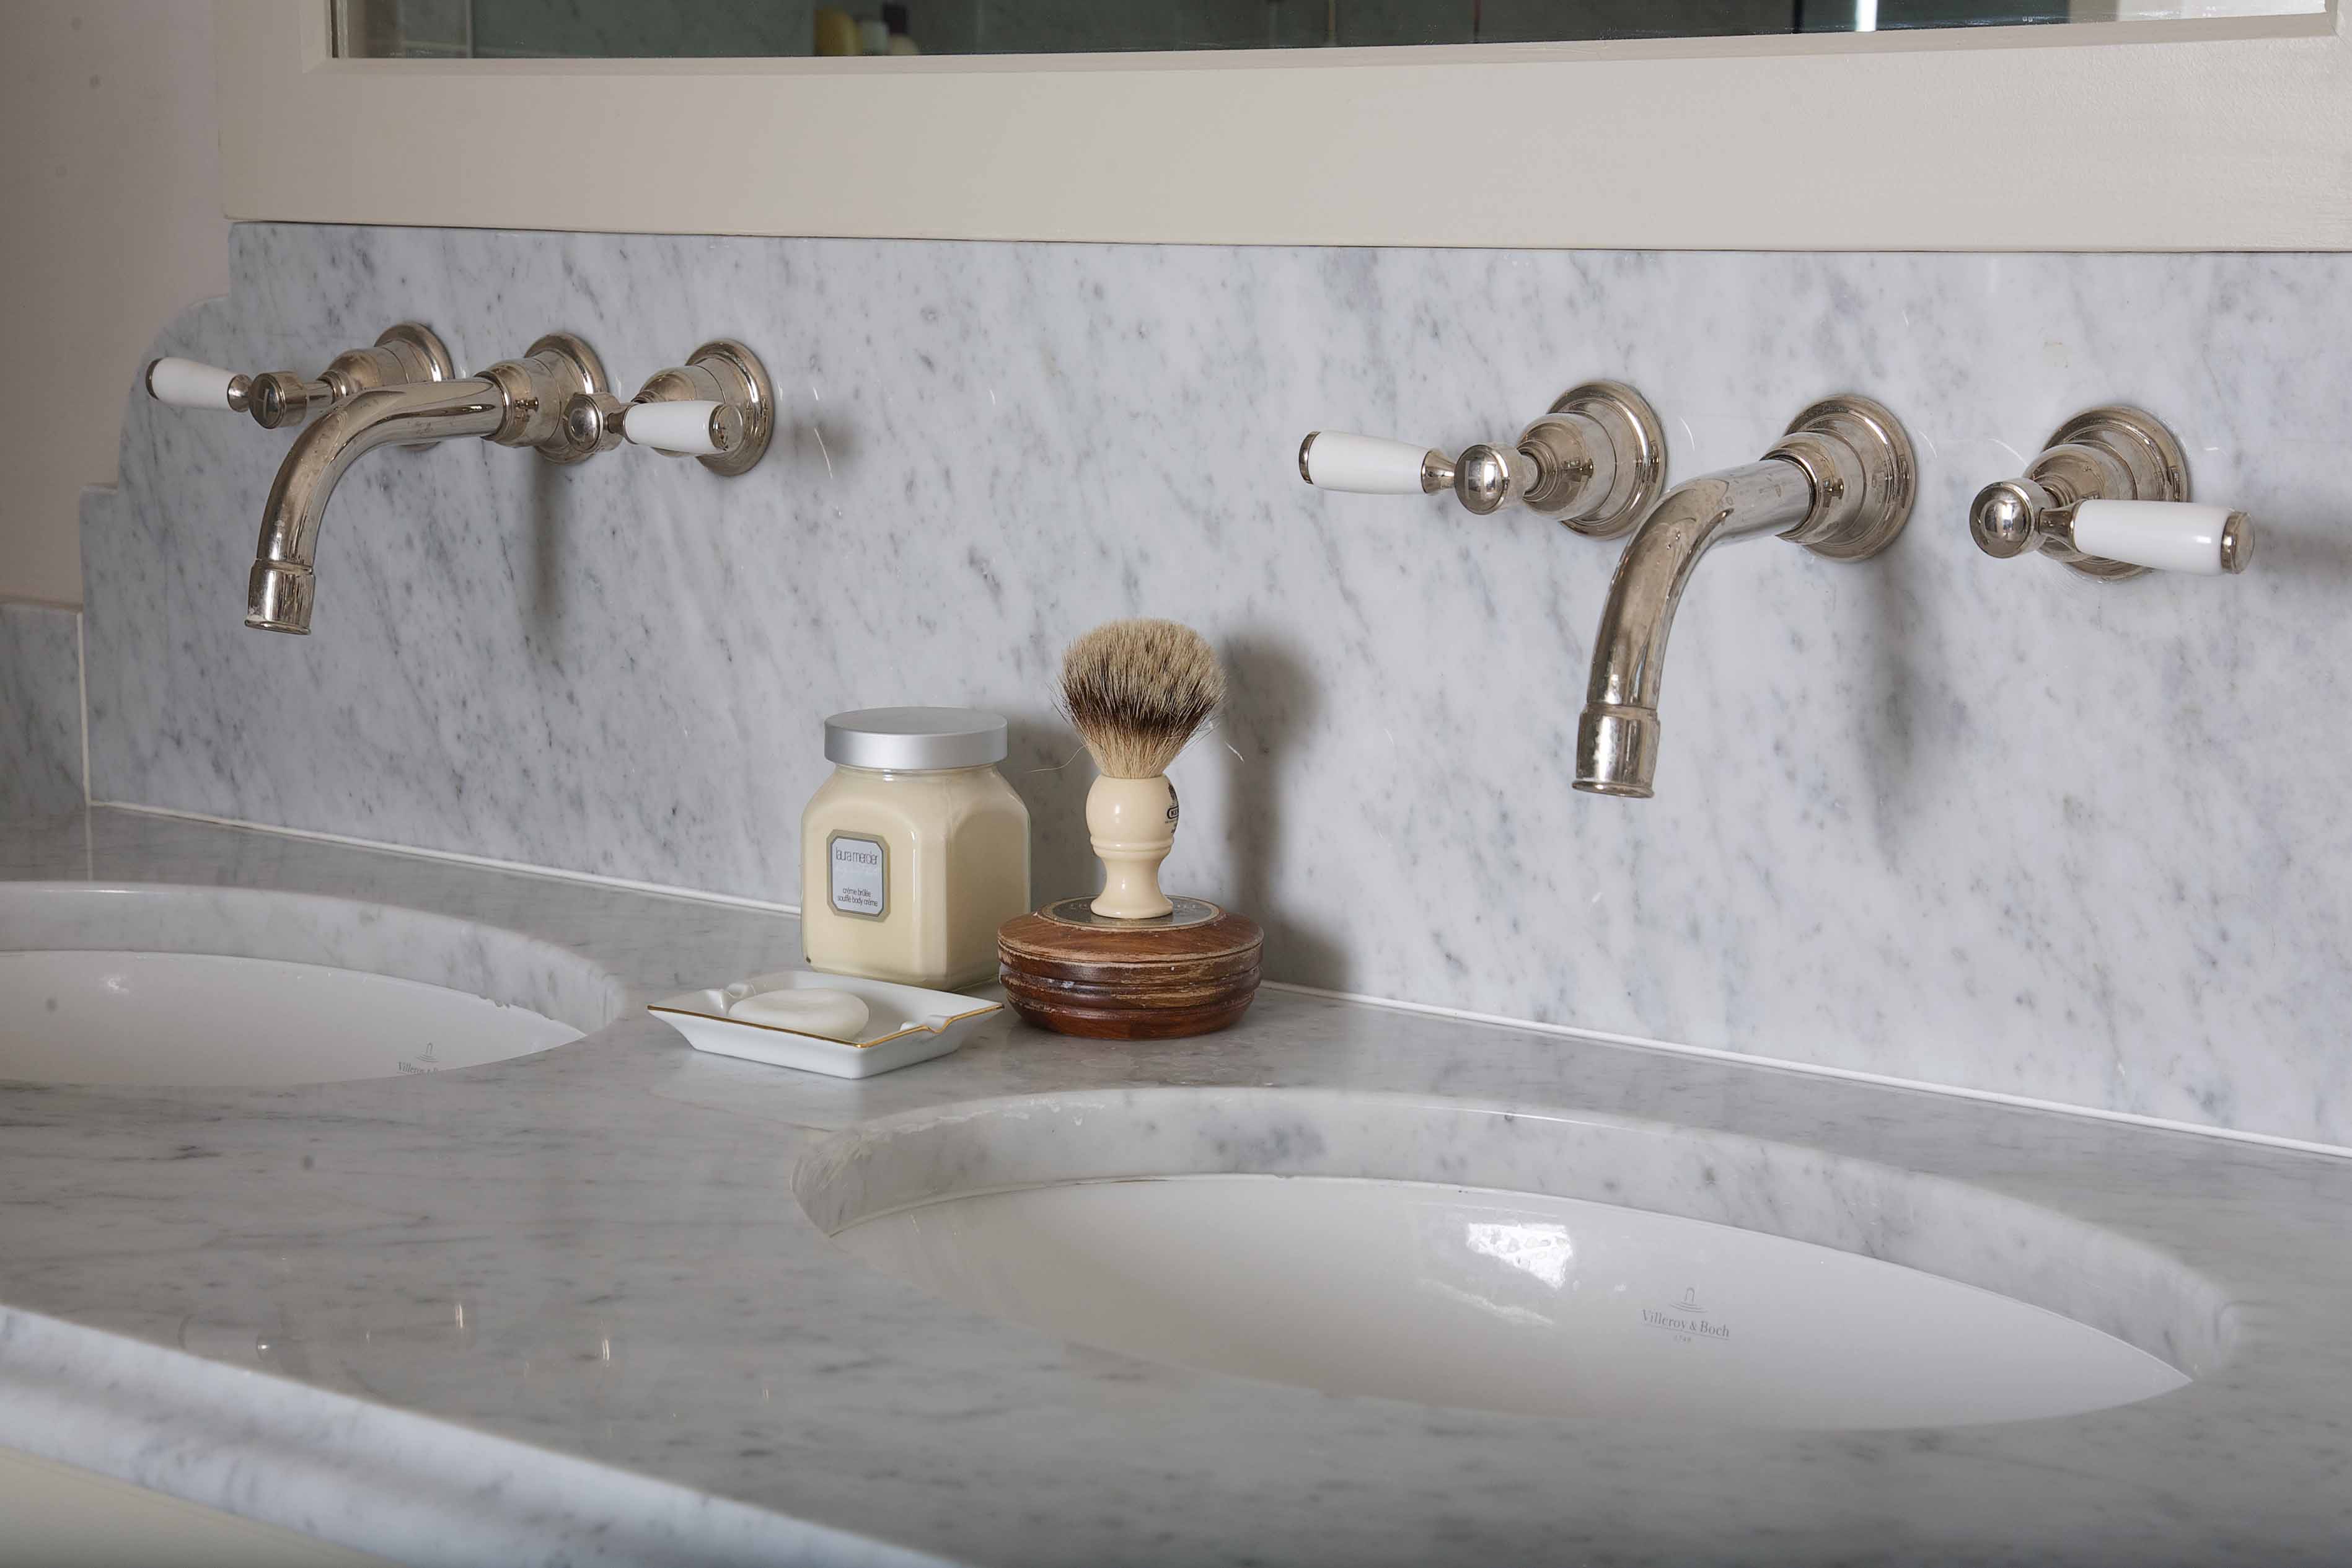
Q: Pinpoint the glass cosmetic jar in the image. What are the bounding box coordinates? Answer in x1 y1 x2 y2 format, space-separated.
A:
800 707 1031 988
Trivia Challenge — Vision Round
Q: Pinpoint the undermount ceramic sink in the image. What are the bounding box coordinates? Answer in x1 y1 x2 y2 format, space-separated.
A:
803 1089 2233 1431
0 884 619 1087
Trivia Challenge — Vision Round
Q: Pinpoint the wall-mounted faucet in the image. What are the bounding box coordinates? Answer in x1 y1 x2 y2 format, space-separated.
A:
1575 395 1916 799
1298 381 1667 536
247 333 774 635
147 323 457 431
1969 406 2253 578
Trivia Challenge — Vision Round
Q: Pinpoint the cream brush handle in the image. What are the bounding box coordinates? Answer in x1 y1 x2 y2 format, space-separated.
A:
1086 773 1178 919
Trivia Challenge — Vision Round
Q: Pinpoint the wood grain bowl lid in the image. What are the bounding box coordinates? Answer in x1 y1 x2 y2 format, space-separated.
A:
998 898 1263 1039
999 897 1262 979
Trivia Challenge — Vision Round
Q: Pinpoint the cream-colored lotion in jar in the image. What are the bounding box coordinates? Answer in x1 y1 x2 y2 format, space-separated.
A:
801 708 1031 989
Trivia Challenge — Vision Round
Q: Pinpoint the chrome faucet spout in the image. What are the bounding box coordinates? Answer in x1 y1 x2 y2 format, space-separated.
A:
1572 395 1918 799
244 333 614 635
234 331 773 636
1574 461 1814 798
247 379 506 634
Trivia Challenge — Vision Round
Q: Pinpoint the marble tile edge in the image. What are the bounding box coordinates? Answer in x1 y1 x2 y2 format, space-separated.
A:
1262 978 2352 1166
82 803 2352 1166
94 801 802 917
0 1303 952 1568
0 601 87 817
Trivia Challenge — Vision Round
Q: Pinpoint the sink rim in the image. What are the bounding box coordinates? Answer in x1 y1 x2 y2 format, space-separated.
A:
798 1085 2239 1380
0 881 628 1091
826 1167 2199 1429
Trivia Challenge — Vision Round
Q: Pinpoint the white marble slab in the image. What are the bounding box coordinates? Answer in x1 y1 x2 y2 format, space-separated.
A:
0 602 81 818
0 1305 951 1568
80 229 2352 1145
0 881 625 1034
1 808 2349 1566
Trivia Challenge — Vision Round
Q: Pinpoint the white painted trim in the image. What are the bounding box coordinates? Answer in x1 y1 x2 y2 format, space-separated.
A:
80 804 2352 1160
216 1 2351 250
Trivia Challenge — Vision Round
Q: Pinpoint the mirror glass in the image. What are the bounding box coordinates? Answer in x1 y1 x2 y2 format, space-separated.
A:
338 0 2322 58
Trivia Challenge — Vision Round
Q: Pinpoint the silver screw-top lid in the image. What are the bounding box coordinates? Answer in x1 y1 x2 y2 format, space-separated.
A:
823 707 1008 770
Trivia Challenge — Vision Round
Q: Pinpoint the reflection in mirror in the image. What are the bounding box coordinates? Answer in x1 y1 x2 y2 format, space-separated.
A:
337 0 2324 58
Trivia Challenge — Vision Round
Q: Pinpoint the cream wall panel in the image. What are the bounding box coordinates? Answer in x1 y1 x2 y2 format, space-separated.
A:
0 3 230 606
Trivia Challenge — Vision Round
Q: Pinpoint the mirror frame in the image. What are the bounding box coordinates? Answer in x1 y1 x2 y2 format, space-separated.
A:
217 1 2350 249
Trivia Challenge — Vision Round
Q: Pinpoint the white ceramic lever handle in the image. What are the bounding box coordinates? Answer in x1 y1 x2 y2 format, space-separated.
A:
146 357 244 410
2073 500 2253 575
621 399 730 456
1299 431 1443 495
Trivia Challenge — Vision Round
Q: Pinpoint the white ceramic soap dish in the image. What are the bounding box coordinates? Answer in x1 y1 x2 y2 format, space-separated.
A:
649 969 1000 1078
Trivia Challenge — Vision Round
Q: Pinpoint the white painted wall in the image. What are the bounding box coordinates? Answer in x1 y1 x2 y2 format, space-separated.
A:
0 3 229 607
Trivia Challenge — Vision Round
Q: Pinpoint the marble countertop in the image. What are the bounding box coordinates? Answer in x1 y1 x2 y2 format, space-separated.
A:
2 808 2349 1566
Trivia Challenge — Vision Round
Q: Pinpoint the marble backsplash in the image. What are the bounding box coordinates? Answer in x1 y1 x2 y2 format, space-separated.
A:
78 226 2352 1147
0 603 82 819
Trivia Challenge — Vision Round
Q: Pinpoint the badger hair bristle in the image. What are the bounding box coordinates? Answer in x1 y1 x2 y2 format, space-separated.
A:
1058 618 1225 780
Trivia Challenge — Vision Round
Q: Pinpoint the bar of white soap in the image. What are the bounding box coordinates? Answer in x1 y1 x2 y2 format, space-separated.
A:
728 988 871 1042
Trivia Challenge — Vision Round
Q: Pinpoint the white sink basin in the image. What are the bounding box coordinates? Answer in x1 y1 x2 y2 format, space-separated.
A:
0 884 619 1087
803 1089 2232 1431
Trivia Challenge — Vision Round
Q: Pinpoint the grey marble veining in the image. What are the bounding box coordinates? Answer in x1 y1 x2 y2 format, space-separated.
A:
0 602 81 819
0 1305 949 1568
3 808 2351 1564
81 228 2352 1146
0 881 625 1034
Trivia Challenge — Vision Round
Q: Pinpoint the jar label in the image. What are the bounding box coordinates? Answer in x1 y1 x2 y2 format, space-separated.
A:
827 832 889 920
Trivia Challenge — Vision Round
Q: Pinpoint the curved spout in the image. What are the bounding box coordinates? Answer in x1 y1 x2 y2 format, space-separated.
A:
1573 459 1815 799
247 377 507 634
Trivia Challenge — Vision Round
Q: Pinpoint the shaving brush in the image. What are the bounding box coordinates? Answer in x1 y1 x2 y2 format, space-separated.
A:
1060 619 1225 919
997 618 1262 1040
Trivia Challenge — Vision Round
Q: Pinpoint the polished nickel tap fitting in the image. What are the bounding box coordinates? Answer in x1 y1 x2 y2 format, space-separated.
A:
146 322 458 432
1574 395 1916 800
248 330 614 633
1970 406 2252 579
244 333 775 635
560 339 777 479
1298 380 1668 537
